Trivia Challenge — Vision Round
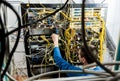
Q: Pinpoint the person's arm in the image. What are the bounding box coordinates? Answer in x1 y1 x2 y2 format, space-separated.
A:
51 34 86 77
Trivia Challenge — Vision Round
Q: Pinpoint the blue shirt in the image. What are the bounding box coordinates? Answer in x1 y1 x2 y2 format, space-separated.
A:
53 47 102 77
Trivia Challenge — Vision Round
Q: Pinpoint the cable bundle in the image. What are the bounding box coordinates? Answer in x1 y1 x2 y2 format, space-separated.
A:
0 0 120 81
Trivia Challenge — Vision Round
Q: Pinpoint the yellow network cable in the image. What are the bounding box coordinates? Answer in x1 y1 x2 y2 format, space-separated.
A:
40 35 50 46
64 28 76 62
94 13 106 62
60 11 72 21
38 10 54 15
21 6 28 24
60 11 81 22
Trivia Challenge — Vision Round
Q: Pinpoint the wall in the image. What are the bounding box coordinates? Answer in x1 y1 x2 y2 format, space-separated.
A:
106 0 120 46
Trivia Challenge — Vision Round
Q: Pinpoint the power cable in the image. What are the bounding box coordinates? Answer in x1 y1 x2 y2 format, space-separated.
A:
1 0 21 80
1 69 17 81
0 0 69 79
81 0 116 76
5 72 17 81
0 14 6 78
0 0 69 41
107 73 120 81
84 61 120 69
25 70 109 81
1 0 117 80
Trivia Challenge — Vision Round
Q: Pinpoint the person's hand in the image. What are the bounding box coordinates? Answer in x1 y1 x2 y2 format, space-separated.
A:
51 33 59 47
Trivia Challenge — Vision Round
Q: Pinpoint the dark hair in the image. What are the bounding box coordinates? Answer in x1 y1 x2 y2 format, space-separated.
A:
80 45 98 64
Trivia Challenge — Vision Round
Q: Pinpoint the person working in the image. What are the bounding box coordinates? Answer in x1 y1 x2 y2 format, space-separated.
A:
51 33 102 77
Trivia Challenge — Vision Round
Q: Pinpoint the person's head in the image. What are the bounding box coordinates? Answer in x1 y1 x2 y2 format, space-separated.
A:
77 45 98 65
